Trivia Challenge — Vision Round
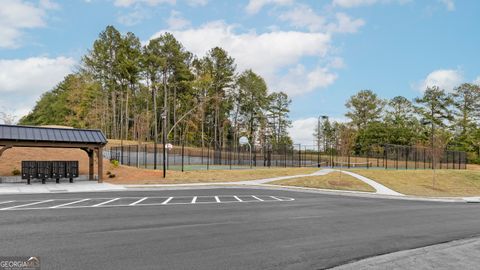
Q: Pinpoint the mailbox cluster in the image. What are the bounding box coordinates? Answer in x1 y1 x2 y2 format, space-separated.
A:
21 161 79 184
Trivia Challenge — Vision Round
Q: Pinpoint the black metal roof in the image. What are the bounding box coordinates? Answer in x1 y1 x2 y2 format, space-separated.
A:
0 125 107 145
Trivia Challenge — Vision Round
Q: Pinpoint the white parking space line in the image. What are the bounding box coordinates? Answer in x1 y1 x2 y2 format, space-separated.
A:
0 195 295 211
1 200 53 210
0 201 14 205
161 197 173 205
50 198 90 208
92 198 120 207
251 195 264 202
130 197 148 206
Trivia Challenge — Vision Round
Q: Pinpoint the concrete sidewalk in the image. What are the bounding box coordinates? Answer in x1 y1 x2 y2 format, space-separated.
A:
332 236 480 270
0 181 125 194
124 169 404 196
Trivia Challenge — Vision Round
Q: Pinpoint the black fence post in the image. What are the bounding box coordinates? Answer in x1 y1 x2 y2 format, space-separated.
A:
453 151 456 169
154 143 157 170
384 145 388 169
228 144 233 170
414 148 417 170
181 140 185 172
121 145 124 165
423 148 426 169
405 147 408 170
447 151 450 169
298 145 301 167
317 145 320 167
367 149 370 169
207 143 210 170
136 145 139 168
395 147 399 170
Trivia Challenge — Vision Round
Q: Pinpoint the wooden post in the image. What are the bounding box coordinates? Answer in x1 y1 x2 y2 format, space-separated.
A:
88 149 94 180
97 147 103 183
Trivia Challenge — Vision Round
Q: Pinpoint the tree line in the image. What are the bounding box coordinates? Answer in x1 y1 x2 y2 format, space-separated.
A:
20 26 293 150
314 84 480 162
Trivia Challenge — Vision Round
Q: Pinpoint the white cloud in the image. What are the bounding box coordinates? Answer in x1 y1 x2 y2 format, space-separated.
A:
39 0 59 9
332 0 378 8
0 57 75 120
473 76 480 86
328 57 345 69
288 117 318 145
113 0 175 7
279 5 326 31
277 65 337 96
440 0 455 11
417 69 463 92
280 6 364 33
187 0 207 6
332 0 410 8
288 117 347 144
118 9 147 26
328 13 365 33
0 0 57 48
166 10 191 30
245 0 293 14
151 21 333 96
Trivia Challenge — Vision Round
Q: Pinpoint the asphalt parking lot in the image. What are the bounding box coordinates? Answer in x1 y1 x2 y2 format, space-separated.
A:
1 188 480 270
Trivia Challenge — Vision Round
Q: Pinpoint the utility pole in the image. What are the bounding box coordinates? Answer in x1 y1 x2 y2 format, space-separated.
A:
317 117 321 167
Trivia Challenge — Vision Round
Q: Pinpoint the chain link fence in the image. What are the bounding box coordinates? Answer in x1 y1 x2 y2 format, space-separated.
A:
105 141 467 171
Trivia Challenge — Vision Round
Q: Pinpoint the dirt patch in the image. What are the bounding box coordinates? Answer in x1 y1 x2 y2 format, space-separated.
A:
270 173 375 192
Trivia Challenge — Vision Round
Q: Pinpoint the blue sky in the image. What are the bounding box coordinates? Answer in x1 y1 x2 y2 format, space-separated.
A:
0 0 479 144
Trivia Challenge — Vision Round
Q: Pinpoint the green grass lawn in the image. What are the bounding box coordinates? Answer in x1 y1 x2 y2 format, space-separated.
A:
349 169 480 197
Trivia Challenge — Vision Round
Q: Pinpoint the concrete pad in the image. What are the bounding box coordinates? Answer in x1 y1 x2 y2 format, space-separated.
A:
0 181 125 194
463 197 480 203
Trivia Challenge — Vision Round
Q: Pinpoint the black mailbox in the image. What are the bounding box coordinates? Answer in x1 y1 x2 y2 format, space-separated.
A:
65 161 79 183
36 161 52 184
52 161 66 183
21 161 37 185
20 160 79 184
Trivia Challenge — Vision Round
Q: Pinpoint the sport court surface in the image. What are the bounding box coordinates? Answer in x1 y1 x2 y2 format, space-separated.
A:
1 188 480 269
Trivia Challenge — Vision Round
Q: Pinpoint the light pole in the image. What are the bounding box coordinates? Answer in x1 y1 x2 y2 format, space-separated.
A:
421 119 436 187
161 110 167 178
317 115 328 167
265 127 272 168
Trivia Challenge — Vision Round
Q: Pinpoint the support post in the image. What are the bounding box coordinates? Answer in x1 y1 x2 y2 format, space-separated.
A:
88 149 94 181
97 147 103 183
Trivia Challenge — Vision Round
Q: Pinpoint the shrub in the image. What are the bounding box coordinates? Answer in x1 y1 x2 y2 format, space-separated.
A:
12 168 21 176
110 159 119 167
